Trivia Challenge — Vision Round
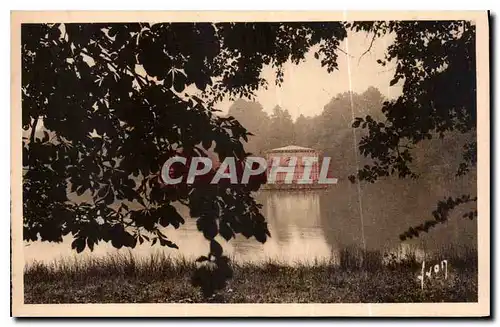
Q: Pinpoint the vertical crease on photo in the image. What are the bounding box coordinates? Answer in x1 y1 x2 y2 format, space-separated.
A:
344 31 367 253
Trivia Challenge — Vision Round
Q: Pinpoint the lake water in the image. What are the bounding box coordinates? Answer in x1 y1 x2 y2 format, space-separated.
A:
24 175 477 265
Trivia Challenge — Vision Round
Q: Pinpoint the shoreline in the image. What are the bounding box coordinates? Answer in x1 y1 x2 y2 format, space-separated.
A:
24 248 478 303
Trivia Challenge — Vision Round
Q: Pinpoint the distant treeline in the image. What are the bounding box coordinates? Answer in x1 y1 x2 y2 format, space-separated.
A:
227 86 472 180
228 87 384 157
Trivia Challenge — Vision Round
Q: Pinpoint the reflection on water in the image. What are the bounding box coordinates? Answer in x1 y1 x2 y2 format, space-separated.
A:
24 184 477 265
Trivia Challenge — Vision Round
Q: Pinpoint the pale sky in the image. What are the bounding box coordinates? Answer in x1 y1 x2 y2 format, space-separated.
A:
214 30 402 120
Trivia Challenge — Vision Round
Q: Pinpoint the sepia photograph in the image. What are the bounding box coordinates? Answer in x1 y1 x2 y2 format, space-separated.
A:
10 10 490 317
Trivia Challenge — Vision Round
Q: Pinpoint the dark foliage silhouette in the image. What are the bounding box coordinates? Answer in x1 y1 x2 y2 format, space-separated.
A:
346 21 477 239
22 22 347 295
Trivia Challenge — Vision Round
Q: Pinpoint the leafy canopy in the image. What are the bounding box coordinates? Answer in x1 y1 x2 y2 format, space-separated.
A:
22 22 347 262
347 21 477 239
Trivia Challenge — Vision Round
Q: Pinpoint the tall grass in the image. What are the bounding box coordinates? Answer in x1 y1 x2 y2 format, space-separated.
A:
25 245 478 282
25 250 197 284
24 245 478 303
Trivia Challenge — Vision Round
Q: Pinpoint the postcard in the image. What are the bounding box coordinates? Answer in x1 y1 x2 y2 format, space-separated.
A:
11 10 490 317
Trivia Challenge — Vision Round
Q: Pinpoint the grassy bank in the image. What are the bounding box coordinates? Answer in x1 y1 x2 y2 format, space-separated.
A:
24 247 478 303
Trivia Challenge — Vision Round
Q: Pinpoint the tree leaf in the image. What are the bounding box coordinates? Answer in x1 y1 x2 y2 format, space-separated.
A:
71 237 86 253
210 239 223 258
